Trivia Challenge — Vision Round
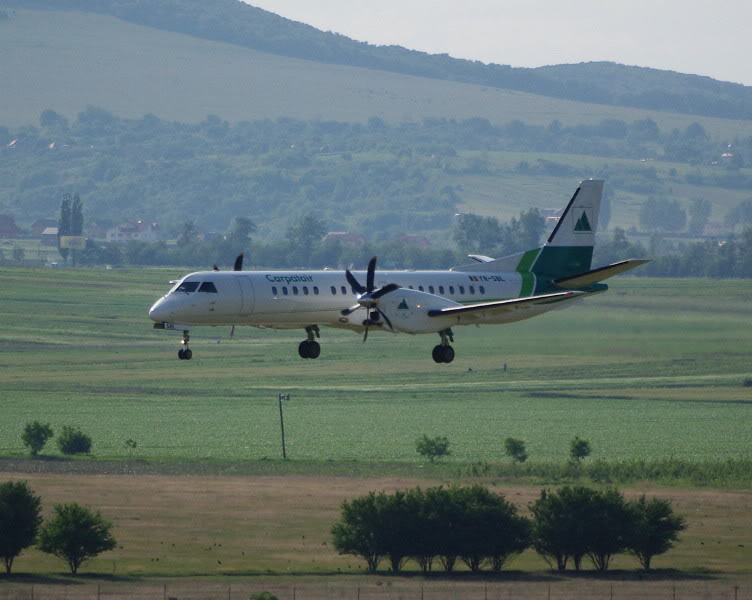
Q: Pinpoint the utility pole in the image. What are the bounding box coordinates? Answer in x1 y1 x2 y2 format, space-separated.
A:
278 393 290 459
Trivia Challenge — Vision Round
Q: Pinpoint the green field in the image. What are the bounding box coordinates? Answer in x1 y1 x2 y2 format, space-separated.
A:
1 267 750 465
2 7 752 139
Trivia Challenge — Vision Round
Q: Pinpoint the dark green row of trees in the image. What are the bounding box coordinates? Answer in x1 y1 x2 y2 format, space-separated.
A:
332 485 686 573
0 481 116 575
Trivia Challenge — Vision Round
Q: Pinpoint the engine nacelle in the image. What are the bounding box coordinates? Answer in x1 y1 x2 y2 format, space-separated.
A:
378 288 461 334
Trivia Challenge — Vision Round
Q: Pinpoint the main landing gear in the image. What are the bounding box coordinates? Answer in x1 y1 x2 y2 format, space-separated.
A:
432 328 455 364
299 325 321 359
177 330 192 360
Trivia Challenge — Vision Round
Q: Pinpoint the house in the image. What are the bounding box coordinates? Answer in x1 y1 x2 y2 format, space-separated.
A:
41 227 58 246
106 221 161 243
391 234 432 249
0 215 22 238
31 218 58 237
87 219 115 241
322 232 366 248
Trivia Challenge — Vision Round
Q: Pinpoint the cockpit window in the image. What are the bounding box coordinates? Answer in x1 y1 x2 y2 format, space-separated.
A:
198 282 218 293
175 281 199 293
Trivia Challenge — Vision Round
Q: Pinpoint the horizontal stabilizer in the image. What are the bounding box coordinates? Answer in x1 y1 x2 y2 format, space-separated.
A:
553 259 650 288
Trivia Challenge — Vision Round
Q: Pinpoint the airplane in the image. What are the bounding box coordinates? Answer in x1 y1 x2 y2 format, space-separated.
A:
149 179 648 363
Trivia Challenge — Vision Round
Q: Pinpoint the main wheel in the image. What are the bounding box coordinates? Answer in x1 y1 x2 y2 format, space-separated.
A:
298 341 311 359
308 341 321 359
178 349 186 360
183 348 193 360
432 345 444 363
441 345 455 363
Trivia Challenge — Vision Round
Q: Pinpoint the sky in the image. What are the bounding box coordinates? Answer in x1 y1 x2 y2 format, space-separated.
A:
244 1 752 86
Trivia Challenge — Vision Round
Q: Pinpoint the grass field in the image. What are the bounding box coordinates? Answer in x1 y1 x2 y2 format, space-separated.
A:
2 8 752 139
0 267 751 467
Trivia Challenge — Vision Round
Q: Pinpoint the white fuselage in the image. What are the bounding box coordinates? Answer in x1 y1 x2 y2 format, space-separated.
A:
148 268 561 334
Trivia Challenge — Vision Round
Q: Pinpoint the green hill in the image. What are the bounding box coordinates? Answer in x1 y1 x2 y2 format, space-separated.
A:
0 6 751 138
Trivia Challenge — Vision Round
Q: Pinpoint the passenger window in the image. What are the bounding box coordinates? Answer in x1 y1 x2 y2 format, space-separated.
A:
198 282 218 293
428 286 434 294
439 286 445 295
449 286 455 294
469 285 475 294
292 286 299 295
480 286 485 294
313 286 319 295
459 286 465 294
341 286 347 295
303 286 309 295
282 287 288 296
331 286 336 295
175 281 199 293
272 286 278 296
418 285 424 292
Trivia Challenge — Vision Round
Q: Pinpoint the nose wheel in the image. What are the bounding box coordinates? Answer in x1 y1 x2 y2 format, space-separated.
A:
178 330 192 360
299 325 321 359
432 328 455 363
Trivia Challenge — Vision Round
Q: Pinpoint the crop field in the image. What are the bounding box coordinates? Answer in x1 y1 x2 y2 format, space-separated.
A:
3 8 752 139
0 267 751 467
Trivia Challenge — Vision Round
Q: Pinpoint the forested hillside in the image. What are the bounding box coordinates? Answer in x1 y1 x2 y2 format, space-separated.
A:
3 0 752 121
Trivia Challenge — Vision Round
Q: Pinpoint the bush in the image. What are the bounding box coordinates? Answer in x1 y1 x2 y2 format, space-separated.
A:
416 434 450 463
250 593 279 600
504 437 528 463
743 378 752 387
57 426 92 455
569 436 591 462
22 421 54 456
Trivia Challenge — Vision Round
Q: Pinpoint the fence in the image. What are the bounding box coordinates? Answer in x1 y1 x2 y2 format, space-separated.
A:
0 580 749 600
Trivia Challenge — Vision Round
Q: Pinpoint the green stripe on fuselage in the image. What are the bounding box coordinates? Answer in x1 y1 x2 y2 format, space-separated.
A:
515 248 540 297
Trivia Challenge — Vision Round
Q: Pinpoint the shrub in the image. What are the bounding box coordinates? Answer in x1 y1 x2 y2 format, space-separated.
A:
37 503 116 574
57 426 92 455
743 378 752 387
416 434 450 463
503 437 528 463
22 421 54 456
569 436 592 462
0 481 43 574
250 593 279 600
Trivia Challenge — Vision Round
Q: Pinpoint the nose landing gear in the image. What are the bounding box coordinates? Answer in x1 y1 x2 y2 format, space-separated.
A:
432 328 455 364
298 325 321 359
178 330 192 360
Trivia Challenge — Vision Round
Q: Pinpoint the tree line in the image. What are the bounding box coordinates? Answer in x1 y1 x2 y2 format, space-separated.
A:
332 485 686 573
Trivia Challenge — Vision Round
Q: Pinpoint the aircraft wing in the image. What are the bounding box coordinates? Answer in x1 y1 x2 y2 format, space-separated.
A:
553 259 650 289
427 291 585 322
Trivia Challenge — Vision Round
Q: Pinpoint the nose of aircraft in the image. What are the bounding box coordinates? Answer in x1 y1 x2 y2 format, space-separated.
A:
148 297 172 322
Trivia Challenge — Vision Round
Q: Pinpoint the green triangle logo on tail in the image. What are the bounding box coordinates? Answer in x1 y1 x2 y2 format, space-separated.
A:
397 298 409 310
574 211 592 232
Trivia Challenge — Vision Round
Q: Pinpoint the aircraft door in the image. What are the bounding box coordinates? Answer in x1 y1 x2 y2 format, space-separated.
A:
236 276 255 315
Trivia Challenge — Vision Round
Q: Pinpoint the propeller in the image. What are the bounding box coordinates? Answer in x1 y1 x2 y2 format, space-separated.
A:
340 256 400 342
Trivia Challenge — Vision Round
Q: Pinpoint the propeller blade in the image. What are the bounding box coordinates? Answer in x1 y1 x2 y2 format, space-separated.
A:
233 253 244 271
377 308 394 331
230 326 235 338
362 321 370 343
366 256 377 292
345 269 366 294
340 304 361 316
370 283 400 299
212 264 220 271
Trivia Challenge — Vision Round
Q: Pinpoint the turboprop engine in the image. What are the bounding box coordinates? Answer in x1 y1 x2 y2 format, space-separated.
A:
375 288 460 334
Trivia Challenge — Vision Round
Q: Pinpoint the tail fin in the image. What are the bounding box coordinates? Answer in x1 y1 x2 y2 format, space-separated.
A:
530 179 603 279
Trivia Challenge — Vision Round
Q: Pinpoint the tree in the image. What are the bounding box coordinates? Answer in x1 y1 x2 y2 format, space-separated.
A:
569 436 591 462
0 481 43 574
226 216 257 254
688 198 711 236
639 197 687 232
286 213 326 265
57 426 92 455
416 435 450 463
37 503 116 574
22 421 54 456
12 247 24 262
58 194 72 263
331 492 384 572
504 437 528 463
725 200 752 231
626 496 687 570
176 220 198 247
70 194 84 267
585 489 632 571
